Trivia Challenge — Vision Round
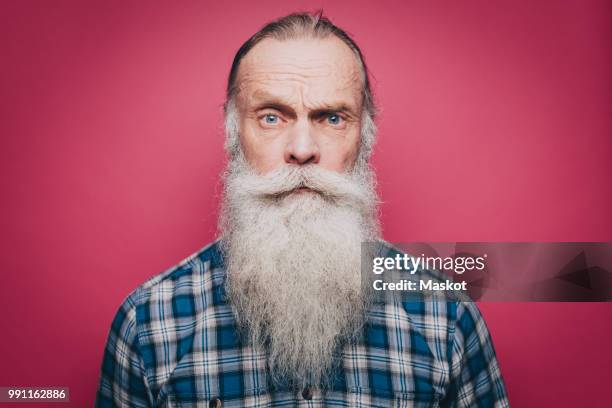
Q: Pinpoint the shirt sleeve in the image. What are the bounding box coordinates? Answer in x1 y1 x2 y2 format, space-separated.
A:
441 301 510 408
95 292 152 408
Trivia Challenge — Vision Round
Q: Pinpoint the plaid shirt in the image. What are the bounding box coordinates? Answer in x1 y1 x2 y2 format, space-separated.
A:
96 241 509 408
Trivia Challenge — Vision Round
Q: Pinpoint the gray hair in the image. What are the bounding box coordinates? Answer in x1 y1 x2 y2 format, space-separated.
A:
223 11 378 168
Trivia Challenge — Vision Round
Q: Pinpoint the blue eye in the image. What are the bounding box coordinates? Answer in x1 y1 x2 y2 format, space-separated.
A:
327 114 342 125
264 114 279 124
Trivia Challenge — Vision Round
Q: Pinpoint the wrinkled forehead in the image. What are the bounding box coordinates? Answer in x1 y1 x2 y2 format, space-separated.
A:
234 37 365 110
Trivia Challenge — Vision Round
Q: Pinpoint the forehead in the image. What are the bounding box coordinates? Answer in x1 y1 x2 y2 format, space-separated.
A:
235 36 364 109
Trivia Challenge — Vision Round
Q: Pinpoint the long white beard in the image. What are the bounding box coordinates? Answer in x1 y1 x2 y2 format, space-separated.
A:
219 154 380 389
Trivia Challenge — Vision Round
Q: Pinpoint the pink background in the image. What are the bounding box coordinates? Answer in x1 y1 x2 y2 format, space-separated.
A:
1 1 611 406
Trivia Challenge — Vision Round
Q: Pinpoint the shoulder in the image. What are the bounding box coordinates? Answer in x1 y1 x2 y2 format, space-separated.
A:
135 239 224 297
133 240 223 298
111 240 226 334
373 240 461 318
374 241 493 350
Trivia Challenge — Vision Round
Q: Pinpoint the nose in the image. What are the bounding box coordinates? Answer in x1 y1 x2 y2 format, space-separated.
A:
284 120 320 165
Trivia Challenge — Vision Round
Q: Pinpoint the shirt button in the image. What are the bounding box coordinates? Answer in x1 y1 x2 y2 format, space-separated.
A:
302 386 313 400
209 397 222 408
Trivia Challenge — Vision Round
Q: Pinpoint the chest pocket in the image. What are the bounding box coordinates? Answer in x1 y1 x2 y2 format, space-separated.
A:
348 387 440 408
163 387 271 408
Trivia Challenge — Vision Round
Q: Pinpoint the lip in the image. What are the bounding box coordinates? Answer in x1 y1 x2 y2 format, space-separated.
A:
294 186 314 194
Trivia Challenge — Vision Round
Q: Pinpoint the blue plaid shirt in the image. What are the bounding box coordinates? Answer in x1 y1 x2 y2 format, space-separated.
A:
96 241 509 407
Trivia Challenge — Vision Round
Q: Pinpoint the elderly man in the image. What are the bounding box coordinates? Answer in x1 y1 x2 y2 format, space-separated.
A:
96 12 509 408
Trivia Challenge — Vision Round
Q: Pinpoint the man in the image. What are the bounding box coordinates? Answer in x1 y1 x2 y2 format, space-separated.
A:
96 12 509 408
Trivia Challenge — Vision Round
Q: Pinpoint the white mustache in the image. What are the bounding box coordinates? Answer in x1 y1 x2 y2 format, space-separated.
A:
226 164 374 207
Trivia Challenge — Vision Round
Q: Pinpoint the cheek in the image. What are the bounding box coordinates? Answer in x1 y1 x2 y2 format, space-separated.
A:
319 130 361 171
240 121 286 173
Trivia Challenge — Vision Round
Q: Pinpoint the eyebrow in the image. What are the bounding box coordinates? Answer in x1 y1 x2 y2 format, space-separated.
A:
249 91 360 119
